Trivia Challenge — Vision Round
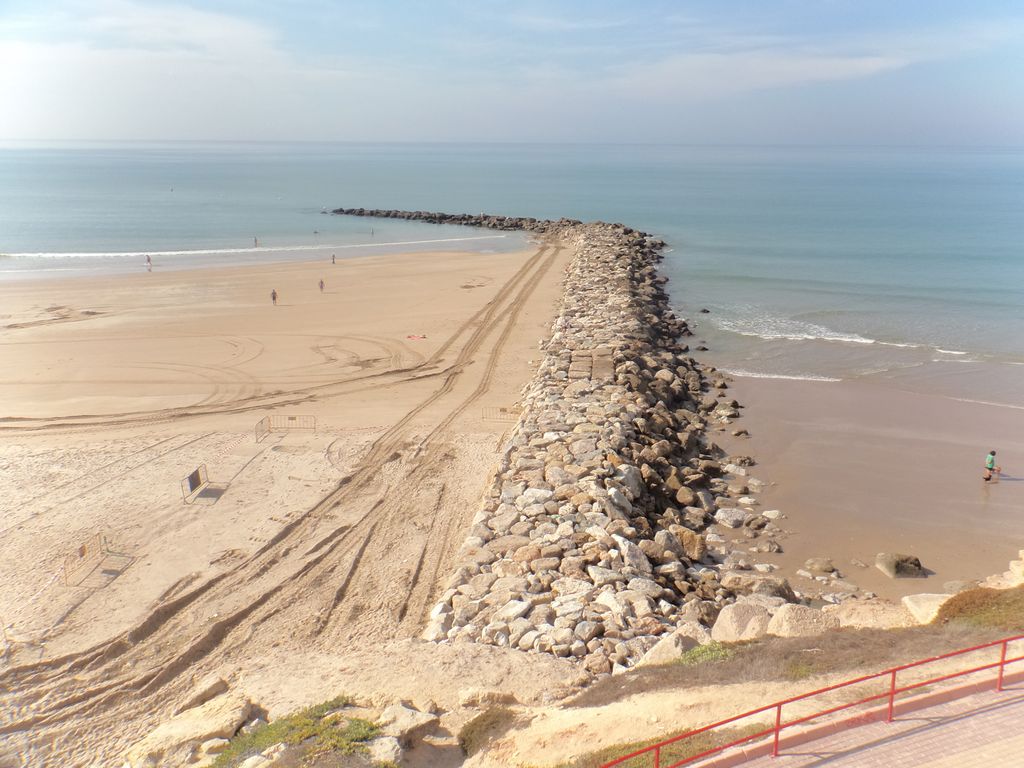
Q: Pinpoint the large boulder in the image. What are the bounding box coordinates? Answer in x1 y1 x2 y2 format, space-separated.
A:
711 603 771 643
674 620 713 646
720 572 797 601
638 632 699 666
379 703 439 746
901 593 954 624
822 599 915 629
367 736 404 765
125 694 253 767
714 508 747 529
767 604 840 638
875 553 926 579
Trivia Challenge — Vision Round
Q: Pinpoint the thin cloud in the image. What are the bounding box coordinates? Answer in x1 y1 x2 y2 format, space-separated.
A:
1 0 1023 142
505 13 629 33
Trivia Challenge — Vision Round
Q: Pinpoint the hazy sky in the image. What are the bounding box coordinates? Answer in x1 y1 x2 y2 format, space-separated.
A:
2 0 1023 144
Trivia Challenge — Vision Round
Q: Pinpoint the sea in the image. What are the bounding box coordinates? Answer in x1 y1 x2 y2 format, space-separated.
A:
2 142 1022 406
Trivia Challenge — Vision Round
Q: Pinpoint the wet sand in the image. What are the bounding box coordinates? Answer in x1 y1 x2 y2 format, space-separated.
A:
719 376 1024 599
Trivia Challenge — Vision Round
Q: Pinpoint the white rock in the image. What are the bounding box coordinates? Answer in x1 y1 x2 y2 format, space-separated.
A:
614 464 645 499
607 487 633 514
714 509 747 528
901 593 954 624
674 620 713 646
711 603 771 643
767 604 840 638
612 535 653 574
551 577 594 596
821 600 915 629
125 695 253 768
379 704 439 746
638 632 698 666
368 736 403 765
492 600 531 623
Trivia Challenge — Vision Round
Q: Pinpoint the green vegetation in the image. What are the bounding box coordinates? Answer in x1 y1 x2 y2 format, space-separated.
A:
676 641 733 666
458 706 517 756
211 695 378 768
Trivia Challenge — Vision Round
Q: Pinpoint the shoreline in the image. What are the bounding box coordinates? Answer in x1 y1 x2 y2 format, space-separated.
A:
0 232 526 283
717 374 1024 600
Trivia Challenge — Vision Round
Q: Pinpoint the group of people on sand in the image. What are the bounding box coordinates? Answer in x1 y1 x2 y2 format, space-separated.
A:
271 254 335 305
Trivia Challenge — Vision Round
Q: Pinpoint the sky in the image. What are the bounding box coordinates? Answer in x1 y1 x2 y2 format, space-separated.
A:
1 0 1023 144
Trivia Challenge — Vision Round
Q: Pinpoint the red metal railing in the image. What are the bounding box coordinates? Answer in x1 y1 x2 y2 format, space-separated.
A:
602 633 1024 768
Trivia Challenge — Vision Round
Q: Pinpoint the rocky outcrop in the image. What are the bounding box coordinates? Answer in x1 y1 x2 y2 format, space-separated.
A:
901 593 954 624
123 693 253 768
876 553 926 579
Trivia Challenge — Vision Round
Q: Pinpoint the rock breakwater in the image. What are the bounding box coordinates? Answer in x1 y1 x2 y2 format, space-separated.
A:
330 207 581 232
333 209 799 673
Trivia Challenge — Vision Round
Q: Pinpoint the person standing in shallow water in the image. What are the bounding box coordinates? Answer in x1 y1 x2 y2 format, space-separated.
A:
270 289 278 306
984 450 1000 481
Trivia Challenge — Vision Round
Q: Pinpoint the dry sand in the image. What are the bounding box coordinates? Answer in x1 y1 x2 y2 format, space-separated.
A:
717 376 1024 599
0 241 588 766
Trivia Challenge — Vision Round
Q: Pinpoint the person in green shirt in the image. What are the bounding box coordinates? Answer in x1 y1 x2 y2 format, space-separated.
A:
984 450 1000 481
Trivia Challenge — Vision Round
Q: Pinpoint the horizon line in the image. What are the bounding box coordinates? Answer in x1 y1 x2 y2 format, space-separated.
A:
2 139 1024 151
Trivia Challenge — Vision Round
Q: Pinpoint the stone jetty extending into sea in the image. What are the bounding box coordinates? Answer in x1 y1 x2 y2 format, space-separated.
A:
331 208 837 674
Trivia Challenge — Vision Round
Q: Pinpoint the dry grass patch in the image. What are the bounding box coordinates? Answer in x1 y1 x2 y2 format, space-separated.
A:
555 589 1024 768
937 586 1024 632
568 623 1003 709
553 723 767 768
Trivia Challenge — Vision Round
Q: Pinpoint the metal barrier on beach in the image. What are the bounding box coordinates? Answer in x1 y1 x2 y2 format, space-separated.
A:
601 634 1024 768
255 414 317 442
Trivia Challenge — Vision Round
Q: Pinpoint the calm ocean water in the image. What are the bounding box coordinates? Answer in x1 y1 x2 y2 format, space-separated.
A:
2 142 1022 404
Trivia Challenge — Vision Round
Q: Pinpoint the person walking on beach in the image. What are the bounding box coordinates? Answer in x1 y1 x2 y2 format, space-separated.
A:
984 450 1001 481
319 279 325 293
331 254 336 264
270 289 278 306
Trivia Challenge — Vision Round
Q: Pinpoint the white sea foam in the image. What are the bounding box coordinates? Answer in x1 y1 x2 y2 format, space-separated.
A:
720 369 841 382
946 396 1024 411
934 348 968 355
715 315 875 345
876 341 922 349
4 234 507 260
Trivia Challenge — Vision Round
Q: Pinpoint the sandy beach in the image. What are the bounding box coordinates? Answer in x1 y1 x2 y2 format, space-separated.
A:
2 222 1022 766
718 375 1024 599
0 240 588 763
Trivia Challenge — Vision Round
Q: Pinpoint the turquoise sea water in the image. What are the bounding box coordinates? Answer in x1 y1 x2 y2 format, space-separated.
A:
2 142 1022 403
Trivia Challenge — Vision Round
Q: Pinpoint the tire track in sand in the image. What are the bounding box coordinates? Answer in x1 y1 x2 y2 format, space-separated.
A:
0 240 565 767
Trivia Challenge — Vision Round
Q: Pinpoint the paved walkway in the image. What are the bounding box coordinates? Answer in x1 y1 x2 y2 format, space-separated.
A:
700 682 1024 767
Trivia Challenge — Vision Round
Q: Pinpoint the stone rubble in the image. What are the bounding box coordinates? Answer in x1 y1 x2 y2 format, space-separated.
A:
359 215 803 673
334 208 947 668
